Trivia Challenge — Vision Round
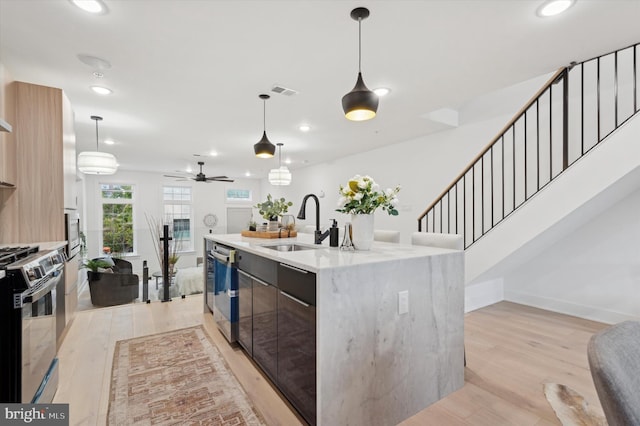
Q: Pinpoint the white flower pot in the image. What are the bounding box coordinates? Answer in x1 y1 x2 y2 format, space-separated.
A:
351 213 374 250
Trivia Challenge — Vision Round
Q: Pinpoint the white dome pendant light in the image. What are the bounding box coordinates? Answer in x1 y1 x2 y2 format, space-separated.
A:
268 143 292 186
342 7 379 121
78 115 118 175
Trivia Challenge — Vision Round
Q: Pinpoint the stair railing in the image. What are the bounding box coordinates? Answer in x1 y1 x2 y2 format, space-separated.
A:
418 42 639 249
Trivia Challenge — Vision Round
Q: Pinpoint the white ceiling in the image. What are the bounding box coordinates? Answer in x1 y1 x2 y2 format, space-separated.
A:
1 0 639 179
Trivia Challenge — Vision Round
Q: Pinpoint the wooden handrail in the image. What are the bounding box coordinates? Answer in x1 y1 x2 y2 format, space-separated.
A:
417 67 566 221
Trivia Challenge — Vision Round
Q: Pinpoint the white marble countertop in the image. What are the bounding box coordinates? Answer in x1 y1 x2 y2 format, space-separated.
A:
204 233 458 273
36 241 67 251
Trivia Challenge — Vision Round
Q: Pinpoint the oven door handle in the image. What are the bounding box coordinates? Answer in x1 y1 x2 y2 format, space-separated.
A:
22 274 61 304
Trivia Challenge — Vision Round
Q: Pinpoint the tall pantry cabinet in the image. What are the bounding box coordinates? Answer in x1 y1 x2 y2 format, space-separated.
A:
0 81 76 243
0 81 78 346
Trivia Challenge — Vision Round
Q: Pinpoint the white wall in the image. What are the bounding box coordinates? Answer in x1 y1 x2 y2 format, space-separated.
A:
83 170 261 274
504 186 640 324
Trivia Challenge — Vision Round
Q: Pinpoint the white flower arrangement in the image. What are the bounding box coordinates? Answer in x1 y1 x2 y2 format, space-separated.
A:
336 175 401 215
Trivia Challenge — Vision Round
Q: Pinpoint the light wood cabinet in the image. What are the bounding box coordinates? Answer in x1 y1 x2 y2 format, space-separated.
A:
62 99 77 210
0 82 16 188
0 81 74 243
0 123 14 187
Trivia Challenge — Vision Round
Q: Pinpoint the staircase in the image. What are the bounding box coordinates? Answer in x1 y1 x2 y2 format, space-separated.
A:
417 43 640 320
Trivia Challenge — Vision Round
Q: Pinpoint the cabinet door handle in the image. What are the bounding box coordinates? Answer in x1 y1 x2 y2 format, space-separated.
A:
254 277 270 287
237 269 252 279
280 290 310 308
238 269 270 287
280 263 308 274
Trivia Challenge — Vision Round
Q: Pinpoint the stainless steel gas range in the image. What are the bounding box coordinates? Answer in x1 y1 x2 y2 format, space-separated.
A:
0 245 66 403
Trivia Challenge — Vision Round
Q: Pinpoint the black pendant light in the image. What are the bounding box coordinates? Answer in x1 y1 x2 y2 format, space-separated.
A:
254 94 276 158
342 7 378 121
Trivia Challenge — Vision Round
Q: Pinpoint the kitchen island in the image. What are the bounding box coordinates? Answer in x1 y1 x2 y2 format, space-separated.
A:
204 233 464 426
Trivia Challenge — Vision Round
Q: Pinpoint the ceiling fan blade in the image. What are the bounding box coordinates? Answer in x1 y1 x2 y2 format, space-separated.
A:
210 178 235 182
174 170 197 176
205 176 229 180
164 174 187 178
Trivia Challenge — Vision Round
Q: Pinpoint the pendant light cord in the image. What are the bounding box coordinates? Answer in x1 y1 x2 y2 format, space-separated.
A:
358 17 362 72
276 143 283 168
263 98 266 132
95 117 100 151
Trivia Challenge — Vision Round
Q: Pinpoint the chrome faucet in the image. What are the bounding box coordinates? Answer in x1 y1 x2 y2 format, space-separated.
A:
297 193 330 244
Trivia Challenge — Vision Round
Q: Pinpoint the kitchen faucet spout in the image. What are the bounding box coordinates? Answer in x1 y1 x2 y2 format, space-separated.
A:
297 193 329 244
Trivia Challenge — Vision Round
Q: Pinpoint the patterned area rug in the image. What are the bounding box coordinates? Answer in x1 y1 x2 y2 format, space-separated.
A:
543 383 607 426
108 326 266 425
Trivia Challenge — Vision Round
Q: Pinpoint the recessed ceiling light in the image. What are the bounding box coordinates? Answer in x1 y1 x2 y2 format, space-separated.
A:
69 0 108 14
285 158 292 165
186 166 193 173
104 139 115 145
373 87 391 97
299 124 311 132
90 85 112 95
209 150 218 157
245 171 251 177
537 0 575 17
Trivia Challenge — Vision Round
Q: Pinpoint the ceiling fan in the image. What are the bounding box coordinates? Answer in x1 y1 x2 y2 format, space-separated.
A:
164 161 234 183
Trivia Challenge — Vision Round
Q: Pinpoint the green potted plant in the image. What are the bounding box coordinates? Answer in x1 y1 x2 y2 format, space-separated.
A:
82 259 113 281
82 259 112 272
255 194 293 230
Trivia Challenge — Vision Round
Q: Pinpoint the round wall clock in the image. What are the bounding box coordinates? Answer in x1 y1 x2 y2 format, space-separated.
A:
203 213 218 228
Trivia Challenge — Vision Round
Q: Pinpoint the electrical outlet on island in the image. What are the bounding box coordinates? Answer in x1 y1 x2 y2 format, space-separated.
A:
398 290 409 315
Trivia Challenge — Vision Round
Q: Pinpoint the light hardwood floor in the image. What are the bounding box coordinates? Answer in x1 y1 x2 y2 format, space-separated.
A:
54 297 607 425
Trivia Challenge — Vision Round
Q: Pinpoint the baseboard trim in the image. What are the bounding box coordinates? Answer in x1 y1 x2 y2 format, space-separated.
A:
465 279 504 313
504 290 638 324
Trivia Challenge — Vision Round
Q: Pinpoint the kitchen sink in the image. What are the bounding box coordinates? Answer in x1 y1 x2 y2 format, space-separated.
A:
261 243 318 252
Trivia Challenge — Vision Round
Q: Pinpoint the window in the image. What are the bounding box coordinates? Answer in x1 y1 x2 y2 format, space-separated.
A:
101 183 135 255
163 186 193 251
226 188 252 202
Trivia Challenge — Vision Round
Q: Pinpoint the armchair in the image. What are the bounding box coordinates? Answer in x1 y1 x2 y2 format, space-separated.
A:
112 258 133 274
87 257 139 306
588 321 640 425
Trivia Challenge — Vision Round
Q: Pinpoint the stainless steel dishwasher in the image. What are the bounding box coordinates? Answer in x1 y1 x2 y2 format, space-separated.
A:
206 242 238 343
